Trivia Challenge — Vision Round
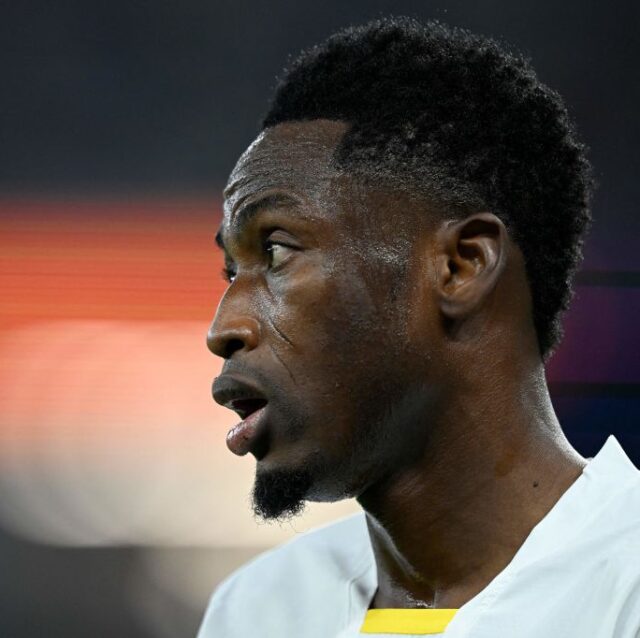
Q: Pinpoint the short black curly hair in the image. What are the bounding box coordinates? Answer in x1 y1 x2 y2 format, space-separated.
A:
262 16 593 362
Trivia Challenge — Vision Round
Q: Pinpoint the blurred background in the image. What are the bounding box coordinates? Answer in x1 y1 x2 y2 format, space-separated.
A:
1 1 638 635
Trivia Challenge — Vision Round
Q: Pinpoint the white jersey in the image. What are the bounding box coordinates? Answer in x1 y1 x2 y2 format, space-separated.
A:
198 436 640 637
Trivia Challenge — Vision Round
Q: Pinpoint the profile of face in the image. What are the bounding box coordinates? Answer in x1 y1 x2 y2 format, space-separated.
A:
208 120 447 521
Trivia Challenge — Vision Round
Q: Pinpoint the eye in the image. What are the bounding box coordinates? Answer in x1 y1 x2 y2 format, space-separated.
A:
265 241 294 270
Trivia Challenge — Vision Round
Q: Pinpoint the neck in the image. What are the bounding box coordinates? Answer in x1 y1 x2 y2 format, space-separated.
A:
356 361 586 610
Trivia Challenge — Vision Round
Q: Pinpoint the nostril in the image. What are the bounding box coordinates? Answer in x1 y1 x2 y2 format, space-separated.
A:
224 338 245 359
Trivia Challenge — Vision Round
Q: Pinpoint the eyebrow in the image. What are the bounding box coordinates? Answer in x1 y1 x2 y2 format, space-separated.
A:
215 192 300 251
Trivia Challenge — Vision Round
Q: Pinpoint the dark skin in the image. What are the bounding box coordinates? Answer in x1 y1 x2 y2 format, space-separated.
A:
207 119 587 610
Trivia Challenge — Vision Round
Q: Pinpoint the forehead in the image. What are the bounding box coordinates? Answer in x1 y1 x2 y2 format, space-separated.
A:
223 120 350 220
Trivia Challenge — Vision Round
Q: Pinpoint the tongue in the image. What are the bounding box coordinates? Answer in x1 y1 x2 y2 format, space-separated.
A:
226 406 266 456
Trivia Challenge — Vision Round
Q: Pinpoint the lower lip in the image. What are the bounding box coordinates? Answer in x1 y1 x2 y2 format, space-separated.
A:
226 406 268 456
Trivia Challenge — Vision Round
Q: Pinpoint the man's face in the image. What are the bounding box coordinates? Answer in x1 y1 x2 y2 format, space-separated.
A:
209 120 443 520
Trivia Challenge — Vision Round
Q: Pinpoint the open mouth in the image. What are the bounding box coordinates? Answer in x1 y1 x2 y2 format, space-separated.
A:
229 398 268 421
226 398 270 457
212 373 271 456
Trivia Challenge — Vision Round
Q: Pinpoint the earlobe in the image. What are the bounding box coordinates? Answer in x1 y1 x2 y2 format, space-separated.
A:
436 213 507 321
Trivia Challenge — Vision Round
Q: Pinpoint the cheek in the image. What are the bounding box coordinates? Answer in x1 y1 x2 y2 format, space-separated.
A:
273 265 384 361
258 251 420 406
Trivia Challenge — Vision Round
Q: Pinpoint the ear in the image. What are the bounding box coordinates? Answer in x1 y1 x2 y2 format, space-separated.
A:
434 212 508 321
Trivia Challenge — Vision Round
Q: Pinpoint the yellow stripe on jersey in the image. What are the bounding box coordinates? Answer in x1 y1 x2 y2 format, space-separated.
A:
360 608 458 635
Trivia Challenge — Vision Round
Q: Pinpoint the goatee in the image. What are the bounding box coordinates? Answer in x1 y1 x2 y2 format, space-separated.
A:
251 466 313 521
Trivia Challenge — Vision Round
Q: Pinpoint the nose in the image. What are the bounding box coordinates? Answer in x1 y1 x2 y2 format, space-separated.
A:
207 315 261 359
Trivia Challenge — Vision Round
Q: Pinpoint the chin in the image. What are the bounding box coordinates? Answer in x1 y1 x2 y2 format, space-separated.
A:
252 447 346 511
250 465 308 521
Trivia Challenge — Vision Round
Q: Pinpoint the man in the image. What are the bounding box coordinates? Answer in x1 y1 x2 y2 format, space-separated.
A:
199 17 640 638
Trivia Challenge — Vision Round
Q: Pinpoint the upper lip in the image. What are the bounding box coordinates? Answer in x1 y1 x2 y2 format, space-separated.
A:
212 374 269 420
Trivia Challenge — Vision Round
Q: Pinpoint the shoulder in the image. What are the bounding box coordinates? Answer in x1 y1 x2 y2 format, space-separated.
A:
590 445 640 549
594 473 640 579
535 450 640 602
577 437 640 553
567 444 640 576
197 512 373 637
569 482 640 638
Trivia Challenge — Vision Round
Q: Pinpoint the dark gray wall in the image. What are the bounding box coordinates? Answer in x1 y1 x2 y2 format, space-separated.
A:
1 0 638 215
